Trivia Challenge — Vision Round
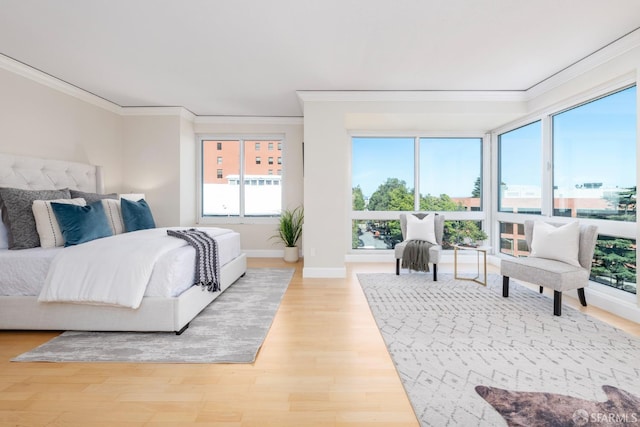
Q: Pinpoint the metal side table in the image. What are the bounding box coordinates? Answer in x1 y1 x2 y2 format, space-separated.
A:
453 244 491 286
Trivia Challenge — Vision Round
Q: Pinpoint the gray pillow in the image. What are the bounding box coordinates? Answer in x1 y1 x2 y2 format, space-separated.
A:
69 190 118 204
0 187 71 249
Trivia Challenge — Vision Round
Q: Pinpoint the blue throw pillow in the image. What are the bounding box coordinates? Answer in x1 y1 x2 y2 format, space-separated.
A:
121 198 156 232
51 200 113 246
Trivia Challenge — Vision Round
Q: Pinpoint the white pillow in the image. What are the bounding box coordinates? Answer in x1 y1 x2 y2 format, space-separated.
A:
32 198 86 248
0 216 8 249
405 213 437 244
530 221 581 267
101 198 125 235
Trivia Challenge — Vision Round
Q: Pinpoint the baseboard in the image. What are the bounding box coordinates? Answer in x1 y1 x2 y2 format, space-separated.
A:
345 251 461 263
345 253 395 263
243 249 289 258
580 286 640 324
302 267 347 278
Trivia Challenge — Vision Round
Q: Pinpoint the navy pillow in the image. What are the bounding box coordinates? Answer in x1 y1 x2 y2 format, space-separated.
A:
51 200 113 246
121 198 156 232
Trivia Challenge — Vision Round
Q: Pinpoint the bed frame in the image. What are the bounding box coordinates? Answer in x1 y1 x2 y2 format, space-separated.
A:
0 153 247 333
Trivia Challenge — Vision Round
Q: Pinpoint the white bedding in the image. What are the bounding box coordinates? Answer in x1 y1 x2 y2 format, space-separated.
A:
0 227 242 300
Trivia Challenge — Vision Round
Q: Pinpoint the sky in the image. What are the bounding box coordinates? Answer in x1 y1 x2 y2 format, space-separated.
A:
352 137 482 198
352 85 636 199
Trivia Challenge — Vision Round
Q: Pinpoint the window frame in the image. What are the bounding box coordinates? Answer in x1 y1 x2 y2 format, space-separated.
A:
349 131 489 253
196 134 285 224
497 120 543 215
492 81 637 299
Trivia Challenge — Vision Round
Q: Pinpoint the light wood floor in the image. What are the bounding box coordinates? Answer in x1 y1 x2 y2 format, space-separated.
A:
1 259 638 426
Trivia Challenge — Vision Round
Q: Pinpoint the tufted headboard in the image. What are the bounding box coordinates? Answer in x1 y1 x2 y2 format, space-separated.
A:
0 153 103 193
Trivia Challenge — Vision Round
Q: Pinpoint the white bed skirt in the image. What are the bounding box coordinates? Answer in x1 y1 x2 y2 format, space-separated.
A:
0 253 247 332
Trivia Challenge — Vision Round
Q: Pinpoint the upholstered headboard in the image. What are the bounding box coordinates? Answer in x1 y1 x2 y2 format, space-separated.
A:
0 153 103 193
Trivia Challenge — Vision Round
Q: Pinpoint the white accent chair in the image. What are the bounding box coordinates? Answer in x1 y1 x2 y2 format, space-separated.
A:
395 213 444 281
501 220 598 316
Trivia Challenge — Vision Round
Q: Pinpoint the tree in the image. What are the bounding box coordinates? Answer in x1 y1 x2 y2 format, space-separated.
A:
352 221 362 249
617 186 636 216
443 220 488 248
471 177 481 198
352 186 365 210
367 178 413 211
591 236 636 293
601 186 636 221
420 193 464 211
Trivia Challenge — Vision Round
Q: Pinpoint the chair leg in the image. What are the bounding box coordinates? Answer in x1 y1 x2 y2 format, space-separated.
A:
395 259 400 275
433 264 438 281
539 286 544 294
578 288 587 307
554 291 562 316
502 276 509 297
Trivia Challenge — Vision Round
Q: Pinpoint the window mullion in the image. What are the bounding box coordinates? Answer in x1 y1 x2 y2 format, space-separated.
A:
541 116 553 217
414 137 420 211
239 138 246 218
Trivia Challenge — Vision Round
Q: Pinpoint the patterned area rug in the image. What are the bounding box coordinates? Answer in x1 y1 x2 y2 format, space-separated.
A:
357 273 640 427
13 268 293 363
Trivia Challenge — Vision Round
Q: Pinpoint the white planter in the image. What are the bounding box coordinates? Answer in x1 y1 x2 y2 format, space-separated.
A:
283 246 299 263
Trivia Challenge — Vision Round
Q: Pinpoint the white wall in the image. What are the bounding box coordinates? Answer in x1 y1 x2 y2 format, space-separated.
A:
122 114 182 227
0 67 124 192
179 116 197 226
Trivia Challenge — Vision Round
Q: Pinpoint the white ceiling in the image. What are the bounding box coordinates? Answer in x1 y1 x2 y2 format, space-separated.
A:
1 0 639 117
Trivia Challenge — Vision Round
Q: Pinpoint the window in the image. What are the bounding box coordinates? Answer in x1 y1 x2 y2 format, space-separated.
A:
498 121 542 214
496 85 636 295
268 142 274 150
351 136 486 250
278 142 282 150
199 136 283 219
278 157 282 165
352 137 414 212
419 138 482 211
268 157 274 165
553 86 636 221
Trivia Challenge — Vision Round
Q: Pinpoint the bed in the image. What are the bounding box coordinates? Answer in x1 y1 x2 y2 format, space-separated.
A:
0 153 247 333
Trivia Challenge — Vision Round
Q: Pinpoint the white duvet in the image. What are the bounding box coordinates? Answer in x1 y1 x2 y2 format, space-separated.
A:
38 227 232 309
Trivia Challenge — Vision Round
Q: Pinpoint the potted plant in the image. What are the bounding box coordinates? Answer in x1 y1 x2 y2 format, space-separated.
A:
273 206 304 262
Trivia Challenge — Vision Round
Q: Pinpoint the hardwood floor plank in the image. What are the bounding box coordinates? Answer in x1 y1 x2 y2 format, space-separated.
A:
0 258 637 426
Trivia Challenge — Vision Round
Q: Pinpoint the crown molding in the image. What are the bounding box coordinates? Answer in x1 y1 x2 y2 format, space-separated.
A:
121 106 196 121
296 90 527 103
194 115 303 125
525 27 640 100
0 53 122 114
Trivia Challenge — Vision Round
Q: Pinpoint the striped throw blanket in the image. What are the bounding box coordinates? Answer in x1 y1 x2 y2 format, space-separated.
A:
167 229 221 292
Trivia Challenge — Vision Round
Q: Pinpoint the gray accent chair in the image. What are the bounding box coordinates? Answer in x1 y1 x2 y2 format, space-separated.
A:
501 220 598 316
395 213 444 280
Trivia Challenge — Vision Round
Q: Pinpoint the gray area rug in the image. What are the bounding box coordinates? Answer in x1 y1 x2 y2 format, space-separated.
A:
13 268 294 363
358 273 640 427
